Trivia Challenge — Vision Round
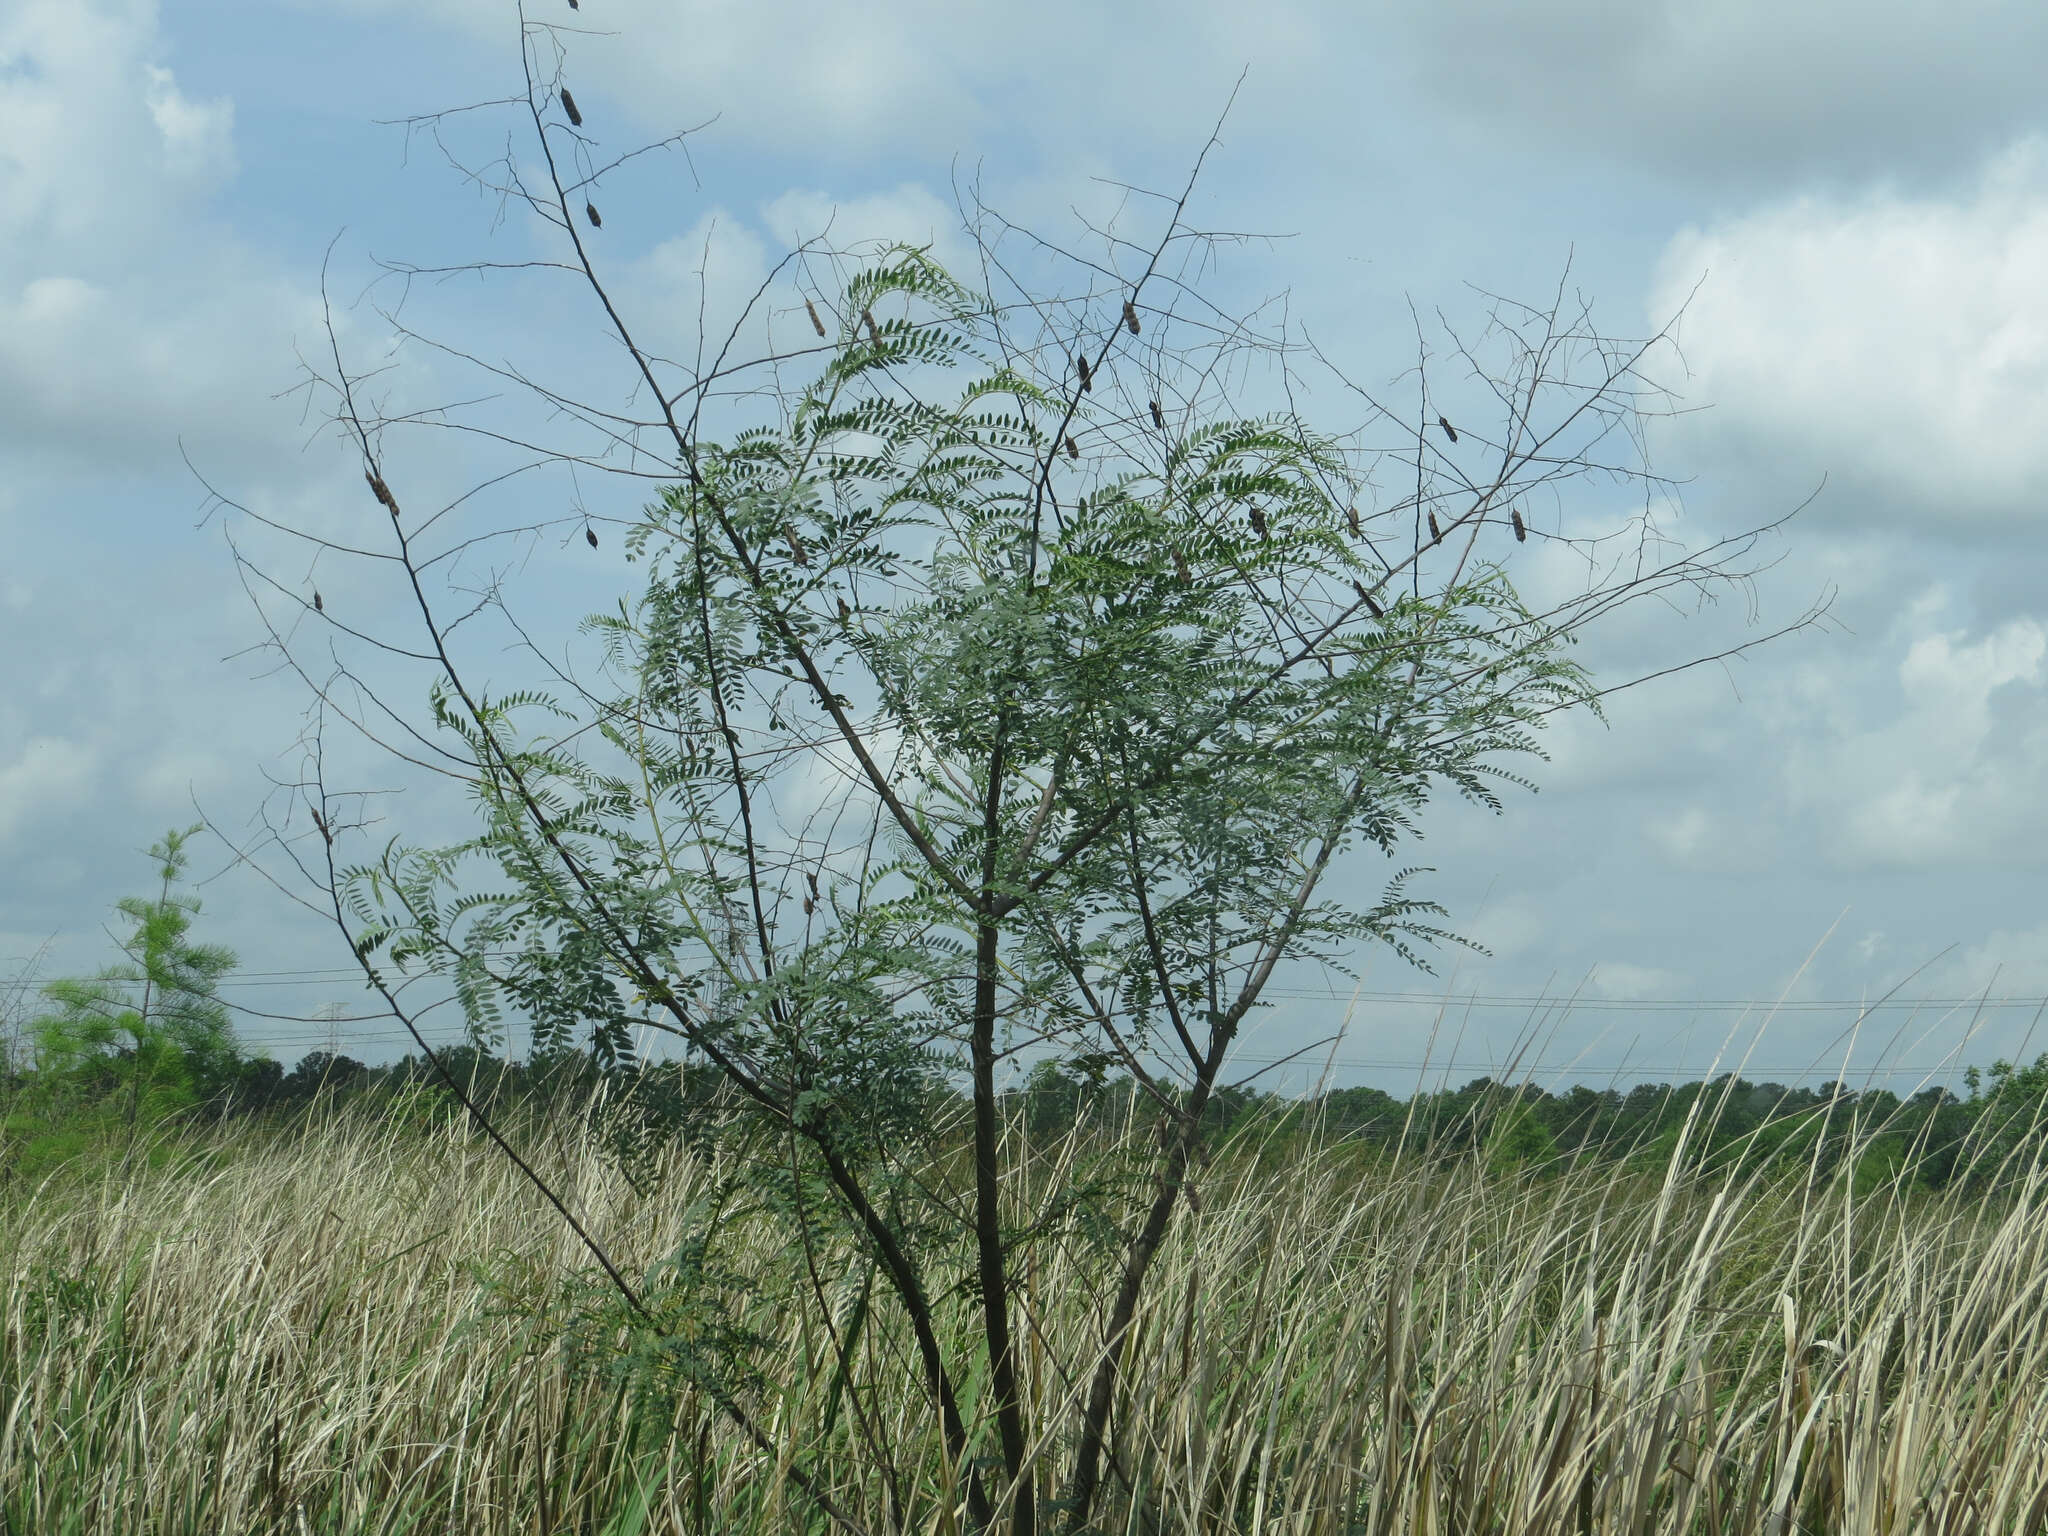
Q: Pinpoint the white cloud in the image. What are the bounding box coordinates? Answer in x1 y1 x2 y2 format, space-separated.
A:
0 0 321 476
1650 139 2048 525
143 63 234 183
0 265 324 473
1780 593 2048 867
1942 919 2048 1019
1 0 226 250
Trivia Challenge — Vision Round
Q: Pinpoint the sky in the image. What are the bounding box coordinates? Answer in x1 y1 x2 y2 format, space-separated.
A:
7 0 2048 1098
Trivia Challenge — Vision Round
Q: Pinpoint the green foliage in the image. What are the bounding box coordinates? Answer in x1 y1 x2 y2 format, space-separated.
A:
1485 1099 1559 1176
9 827 252 1162
314 232 1774 1530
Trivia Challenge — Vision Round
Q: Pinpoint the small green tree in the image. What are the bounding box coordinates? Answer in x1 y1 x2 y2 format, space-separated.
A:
30 826 247 1138
230 22 1814 1532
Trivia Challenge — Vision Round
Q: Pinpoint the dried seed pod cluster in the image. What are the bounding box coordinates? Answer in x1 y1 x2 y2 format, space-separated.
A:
1248 504 1268 539
1149 399 1164 430
1074 353 1093 392
1123 300 1140 335
1427 511 1442 544
1065 436 1079 461
365 470 398 519
805 298 825 337
585 200 601 228
1437 414 1457 443
586 525 599 549
1512 508 1527 543
560 88 582 127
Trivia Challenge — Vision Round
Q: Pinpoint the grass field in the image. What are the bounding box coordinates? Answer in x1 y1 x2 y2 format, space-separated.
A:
5 1099 2047 1534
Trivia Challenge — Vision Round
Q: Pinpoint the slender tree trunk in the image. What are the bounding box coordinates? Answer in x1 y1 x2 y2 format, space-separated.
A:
973 907 1034 1535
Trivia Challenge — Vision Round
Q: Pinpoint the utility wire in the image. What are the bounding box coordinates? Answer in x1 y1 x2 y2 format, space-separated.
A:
8 956 2034 1016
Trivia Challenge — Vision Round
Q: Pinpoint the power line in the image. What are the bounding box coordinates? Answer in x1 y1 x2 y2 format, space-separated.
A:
11 957 2030 1079
10 956 2040 1015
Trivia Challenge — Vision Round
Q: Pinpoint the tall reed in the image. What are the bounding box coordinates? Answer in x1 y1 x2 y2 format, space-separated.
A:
4 1092 2045 1534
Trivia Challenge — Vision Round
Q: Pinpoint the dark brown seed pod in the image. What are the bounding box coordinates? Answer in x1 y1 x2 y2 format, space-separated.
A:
836 596 851 621
1123 299 1140 335
1437 414 1457 444
1065 435 1079 461
1512 508 1527 543
1347 505 1361 538
1172 547 1192 583
585 200 601 228
311 808 331 844
1149 399 1164 430
1352 579 1383 618
863 309 880 344
567 0 577 8
312 590 323 613
1249 504 1268 538
803 897 815 916
365 470 392 508
784 525 808 565
806 870 819 897
560 89 582 127
586 526 599 548
805 298 825 337
1075 353 1093 392
1427 511 1441 544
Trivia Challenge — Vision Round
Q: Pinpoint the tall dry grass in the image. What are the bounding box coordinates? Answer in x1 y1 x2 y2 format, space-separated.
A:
4 1096 2047 1534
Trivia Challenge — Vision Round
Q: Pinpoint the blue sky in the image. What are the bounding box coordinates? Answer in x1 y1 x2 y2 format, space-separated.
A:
8 0 2048 1096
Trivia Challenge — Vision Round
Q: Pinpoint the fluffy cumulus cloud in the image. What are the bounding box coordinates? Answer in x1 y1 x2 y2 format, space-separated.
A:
1778 586 2048 868
1649 139 2048 528
1 1 227 250
0 0 321 476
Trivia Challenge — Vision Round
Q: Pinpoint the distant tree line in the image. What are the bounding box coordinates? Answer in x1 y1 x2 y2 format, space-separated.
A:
1013 1053 2048 1194
103 1041 2047 1204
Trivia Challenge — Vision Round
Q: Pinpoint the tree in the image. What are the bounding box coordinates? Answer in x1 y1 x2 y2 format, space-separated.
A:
29 825 247 1136
210 17 1815 1533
